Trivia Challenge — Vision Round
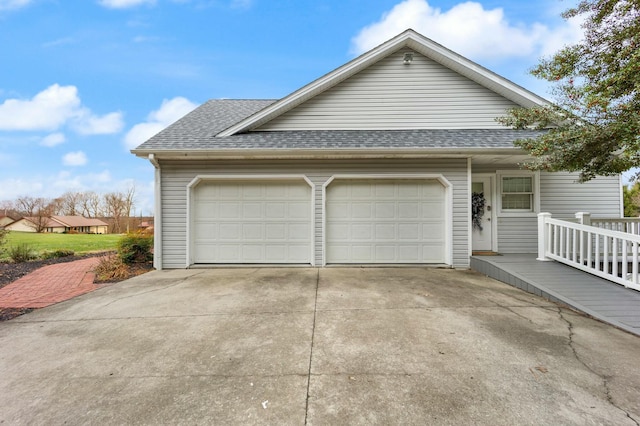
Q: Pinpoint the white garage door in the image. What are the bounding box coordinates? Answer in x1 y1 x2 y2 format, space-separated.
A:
326 179 446 264
192 180 312 264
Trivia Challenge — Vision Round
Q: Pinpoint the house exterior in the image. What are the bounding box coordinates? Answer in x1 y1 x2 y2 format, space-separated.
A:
132 29 622 270
5 216 108 234
0 216 15 229
50 216 109 234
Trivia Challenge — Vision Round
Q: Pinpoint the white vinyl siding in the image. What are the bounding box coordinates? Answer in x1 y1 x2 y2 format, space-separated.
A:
159 159 469 268
540 173 621 219
257 49 519 131
497 216 538 253
494 171 621 253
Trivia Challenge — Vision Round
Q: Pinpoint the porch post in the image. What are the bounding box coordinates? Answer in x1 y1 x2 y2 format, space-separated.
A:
537 212 552 261
575 212 591 226
575 212 591 264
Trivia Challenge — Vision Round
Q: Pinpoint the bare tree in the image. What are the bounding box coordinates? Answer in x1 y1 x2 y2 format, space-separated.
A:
123 185 135 233
0 199 18 219
103 185 136 234
48 197 65 216
55 191 86 216
104 192 126 234
15 196 54 232
78 191 104 218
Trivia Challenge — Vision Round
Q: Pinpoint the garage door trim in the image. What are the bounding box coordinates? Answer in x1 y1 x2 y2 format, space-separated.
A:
187 175 315 267
322 174 452 266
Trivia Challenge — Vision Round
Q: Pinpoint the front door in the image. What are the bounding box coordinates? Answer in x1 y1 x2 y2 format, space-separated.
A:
472 176 493 252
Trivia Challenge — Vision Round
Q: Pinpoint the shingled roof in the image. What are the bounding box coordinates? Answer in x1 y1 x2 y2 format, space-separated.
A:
132 99 543 155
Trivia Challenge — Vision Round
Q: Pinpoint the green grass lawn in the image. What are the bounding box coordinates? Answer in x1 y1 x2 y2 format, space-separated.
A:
1 231 121 260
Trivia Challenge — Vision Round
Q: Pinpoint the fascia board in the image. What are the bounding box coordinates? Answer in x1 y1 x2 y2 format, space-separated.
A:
216 31 418 137
405 37 549 108
132 147 524 160
217 30 549 137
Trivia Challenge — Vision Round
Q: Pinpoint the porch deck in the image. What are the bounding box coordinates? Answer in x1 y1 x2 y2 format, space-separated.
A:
470 254 640 337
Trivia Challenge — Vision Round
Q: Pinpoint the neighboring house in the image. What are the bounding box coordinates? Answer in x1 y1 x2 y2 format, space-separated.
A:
132 29 621 270
0 216 15 229
4 217 59 233
5 216 108 234
50 216 109 234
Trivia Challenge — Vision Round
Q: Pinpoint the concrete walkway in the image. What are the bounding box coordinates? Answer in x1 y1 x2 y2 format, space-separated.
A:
1 268 639 425
0 257 102 308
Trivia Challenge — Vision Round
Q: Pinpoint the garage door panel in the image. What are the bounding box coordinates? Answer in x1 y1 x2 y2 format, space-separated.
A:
375 203 395 218
352 224 373 239
265 203 286 218
289 223 311 240
219 203 239 217
265 223 286 239
398 184 421 197
397 245 420 261
398 202 419 218
193 181 312 264
288 202 310 218
219 224 240 239
398 223 420 239
349 203 370 218
374 223 395 239
326 180 446 264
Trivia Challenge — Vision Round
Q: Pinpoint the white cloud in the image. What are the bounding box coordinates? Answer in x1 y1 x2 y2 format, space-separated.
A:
124 96 197 150
0 85 81 131
72 111 124 135
0 84 124 135
41 132 66 147
351 0 584 61
230 0 253 10
0 171 156 215
98 0 156 9
0 0 31 11
62 151 88 167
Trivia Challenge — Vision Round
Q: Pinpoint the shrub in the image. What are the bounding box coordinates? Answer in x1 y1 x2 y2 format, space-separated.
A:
0 229 7 255
8 244 37 263
41 249 75 260
117 233 153 265
94 255 130 282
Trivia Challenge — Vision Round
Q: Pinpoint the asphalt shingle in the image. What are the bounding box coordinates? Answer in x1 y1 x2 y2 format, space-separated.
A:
133 99 544 152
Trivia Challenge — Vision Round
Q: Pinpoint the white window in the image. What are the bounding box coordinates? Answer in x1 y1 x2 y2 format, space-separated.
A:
498 172 538 215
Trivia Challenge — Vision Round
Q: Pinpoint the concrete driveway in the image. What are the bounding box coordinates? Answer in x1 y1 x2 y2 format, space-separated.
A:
1 268 639 425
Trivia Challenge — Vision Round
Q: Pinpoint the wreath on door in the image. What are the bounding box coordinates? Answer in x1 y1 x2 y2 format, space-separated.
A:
472 192 486 231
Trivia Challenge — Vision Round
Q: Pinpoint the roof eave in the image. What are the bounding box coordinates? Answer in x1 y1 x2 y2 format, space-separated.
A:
132 146 525 161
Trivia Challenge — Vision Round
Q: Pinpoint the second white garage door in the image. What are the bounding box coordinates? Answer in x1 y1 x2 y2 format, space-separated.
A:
192 180 312 264
326 179 447 264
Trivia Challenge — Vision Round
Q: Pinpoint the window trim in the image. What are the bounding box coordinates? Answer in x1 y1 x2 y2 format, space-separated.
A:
496 170 540 217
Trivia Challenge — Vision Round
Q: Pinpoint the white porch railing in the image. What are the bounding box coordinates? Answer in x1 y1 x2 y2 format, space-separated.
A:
538 212 640 291
590 217 640 235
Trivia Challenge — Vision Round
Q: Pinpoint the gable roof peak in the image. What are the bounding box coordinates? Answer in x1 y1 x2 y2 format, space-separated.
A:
216 29 549 137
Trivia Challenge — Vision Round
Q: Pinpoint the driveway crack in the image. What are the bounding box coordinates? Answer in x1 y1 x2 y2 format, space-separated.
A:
98 271 208 309
304 268 320 425
557 307 639 425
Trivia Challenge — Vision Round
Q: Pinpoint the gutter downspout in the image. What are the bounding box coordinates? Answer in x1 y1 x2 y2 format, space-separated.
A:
149 154 162 270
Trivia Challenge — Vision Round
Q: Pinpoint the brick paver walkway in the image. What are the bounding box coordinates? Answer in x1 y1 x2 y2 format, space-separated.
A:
0 257 103 308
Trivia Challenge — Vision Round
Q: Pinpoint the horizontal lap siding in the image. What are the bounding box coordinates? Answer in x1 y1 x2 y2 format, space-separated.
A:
540 172 621 219
497 217 538 253
258 49 518 131
486 171 621 254
160 159 469 268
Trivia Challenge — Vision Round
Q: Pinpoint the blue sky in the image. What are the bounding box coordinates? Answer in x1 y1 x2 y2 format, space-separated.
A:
0 0 586 215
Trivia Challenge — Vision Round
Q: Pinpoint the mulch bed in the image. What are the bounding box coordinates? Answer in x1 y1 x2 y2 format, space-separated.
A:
0 252 153 321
